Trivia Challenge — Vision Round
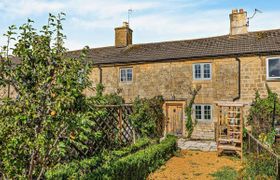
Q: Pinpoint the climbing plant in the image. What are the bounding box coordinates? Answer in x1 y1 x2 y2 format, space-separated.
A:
185 85 201 138
130 96 165 138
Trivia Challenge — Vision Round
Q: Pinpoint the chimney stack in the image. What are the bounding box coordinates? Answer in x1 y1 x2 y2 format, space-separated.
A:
115 22 133 47
230 9 248 35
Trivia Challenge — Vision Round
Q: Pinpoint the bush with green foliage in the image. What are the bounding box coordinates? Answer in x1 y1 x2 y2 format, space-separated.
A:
45 137 153 179
130 96 165 138
248 85 280 137
89 83 124 105
86 135 177 180
241 153 276 179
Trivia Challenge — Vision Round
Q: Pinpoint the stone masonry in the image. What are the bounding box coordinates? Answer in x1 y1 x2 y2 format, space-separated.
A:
191 122 215 140
178 138 217 151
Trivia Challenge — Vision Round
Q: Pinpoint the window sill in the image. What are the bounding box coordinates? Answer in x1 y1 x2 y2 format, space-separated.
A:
196 120 212 123
266 79 280 82
119 82 133 85
193 79 212 83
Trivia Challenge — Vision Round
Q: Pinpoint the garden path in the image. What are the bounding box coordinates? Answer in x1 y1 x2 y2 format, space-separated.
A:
177 138 217 151
148 150 241 180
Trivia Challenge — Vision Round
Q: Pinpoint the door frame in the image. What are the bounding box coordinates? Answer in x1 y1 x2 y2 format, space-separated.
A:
163 100 186 137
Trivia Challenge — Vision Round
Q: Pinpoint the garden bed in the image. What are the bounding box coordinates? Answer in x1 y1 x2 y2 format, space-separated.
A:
46 136 177 179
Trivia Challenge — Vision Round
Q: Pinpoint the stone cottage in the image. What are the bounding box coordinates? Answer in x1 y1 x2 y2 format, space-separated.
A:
7 9 280 139
68 9 280 139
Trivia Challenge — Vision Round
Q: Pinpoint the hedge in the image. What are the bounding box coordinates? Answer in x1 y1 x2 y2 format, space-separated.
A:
45 138 152 179
86 135 177 180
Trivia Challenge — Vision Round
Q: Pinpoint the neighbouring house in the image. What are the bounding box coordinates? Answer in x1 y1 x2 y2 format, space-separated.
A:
3 9 280 140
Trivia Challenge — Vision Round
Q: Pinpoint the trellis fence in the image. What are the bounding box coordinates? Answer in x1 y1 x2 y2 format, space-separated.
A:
245 131 280 178
90 104 135 152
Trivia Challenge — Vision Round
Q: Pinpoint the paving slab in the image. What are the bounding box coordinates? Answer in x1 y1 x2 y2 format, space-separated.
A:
178 138 217 152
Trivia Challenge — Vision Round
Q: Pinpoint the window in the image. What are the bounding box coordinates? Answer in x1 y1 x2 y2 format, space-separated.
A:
120 68 133 82
194 104 212 121
267 58 280 80
193 63 212 80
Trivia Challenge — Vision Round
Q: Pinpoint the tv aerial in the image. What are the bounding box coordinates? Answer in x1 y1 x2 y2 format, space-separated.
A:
128 8 133 24
247 8 262 26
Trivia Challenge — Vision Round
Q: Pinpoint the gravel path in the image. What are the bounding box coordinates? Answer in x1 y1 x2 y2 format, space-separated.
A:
148 150 241 180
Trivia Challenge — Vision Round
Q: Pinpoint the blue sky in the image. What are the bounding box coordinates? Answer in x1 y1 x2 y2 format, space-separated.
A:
0 0 280 50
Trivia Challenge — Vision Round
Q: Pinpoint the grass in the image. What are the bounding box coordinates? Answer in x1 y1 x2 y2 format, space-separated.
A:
210 166 238 180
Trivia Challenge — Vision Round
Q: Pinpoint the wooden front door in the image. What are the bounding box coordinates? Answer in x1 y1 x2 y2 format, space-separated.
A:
166 104 183 136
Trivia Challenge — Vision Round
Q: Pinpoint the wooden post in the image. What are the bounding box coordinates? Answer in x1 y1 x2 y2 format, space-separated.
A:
276 158 279 178
248 134 251 153
132 129 136 144
118 107 123 142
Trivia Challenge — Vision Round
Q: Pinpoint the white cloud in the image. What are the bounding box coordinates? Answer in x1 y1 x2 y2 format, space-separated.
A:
0 0 280 50
0 0 64 17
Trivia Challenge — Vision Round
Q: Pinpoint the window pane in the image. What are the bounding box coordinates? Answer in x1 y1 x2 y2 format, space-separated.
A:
204 105 211 120
194 64 201 79
120 69 126 82
195 105 202 119
268 59 280 78
126 69 133 81
204 64 211 78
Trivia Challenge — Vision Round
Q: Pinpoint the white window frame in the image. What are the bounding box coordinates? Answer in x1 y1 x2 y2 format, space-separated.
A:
193 104 213 121
119 68 133 83
266 57 280 80
192 63 212 80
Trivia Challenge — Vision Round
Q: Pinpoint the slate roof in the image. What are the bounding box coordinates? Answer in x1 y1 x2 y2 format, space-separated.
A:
69 28 280 65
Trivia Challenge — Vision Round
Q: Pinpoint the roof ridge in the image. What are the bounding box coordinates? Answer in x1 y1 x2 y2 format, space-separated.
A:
67 28 280 52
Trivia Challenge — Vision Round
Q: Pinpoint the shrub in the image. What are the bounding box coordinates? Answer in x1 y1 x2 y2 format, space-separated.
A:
248 86 280 137
241 153 276 179
45 138 152 179
89 135 177 179
130 96 165 138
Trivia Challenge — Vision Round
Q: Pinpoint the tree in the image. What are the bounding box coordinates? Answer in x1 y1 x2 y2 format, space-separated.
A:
0 13 93 179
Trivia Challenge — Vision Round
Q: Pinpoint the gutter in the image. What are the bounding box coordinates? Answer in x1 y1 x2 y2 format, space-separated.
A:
233 57 241 101
93 51 280 67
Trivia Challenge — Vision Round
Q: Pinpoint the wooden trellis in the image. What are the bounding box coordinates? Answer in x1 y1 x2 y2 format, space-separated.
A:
90 104 134 153
216 102 244 158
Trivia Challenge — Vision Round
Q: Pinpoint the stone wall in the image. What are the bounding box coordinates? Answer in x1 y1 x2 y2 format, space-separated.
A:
86 55 280 124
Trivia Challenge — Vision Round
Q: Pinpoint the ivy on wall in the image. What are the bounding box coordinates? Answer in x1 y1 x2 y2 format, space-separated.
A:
185 85 201 138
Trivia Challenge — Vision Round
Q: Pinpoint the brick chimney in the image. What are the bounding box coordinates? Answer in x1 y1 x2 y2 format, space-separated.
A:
115 22 133 47
229 9 248 35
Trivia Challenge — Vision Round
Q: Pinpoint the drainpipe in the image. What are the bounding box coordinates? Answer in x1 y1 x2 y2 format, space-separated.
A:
233 57 241 101
98 65 102 84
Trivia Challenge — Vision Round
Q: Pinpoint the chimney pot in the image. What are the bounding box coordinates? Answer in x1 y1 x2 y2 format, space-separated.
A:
239 9 244 13
123 22 129 27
